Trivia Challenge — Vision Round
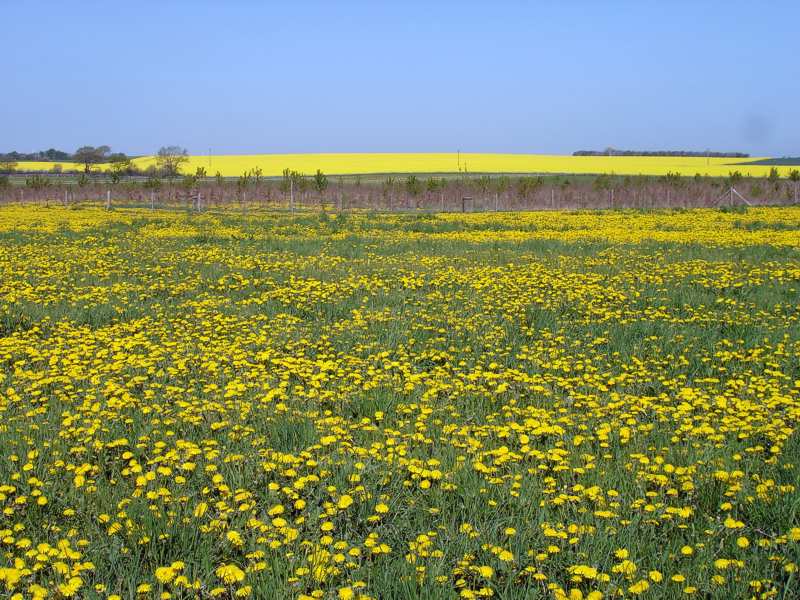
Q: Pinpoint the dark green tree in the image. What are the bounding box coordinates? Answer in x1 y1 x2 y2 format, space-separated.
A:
74 145 111 173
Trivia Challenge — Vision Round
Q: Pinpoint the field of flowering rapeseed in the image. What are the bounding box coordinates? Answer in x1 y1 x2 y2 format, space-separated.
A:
0 206 799 600
13 153 800 178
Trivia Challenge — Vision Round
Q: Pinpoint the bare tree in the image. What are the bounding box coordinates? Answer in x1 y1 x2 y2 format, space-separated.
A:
156 146 189 177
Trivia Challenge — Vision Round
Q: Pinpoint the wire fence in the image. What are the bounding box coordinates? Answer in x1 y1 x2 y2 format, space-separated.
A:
2 179 798 212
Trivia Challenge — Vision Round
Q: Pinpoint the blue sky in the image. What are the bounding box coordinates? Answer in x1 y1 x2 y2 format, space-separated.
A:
4 1 799 156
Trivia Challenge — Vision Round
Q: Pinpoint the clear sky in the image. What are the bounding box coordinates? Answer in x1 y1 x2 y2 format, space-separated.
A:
4 1 799 157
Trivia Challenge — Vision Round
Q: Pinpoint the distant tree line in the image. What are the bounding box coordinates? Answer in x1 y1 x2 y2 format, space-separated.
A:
744 157 800 166
0 145 191 179
0 148 74 161
573 148 750 158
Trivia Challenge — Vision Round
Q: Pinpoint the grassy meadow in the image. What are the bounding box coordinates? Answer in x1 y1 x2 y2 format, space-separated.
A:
11 153 800 178
0 206 799 599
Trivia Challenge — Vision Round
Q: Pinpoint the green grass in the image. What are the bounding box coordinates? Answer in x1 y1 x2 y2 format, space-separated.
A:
0 207 797 599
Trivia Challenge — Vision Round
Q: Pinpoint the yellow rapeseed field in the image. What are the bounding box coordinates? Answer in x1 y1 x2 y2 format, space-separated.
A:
0 205 798 599
10 154 799 178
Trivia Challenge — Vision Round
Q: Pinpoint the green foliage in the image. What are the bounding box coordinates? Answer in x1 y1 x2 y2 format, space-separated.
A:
659 171 683 187
296 172 310 193
314 169 328 194
382 177 396 199
182 174 198 190
74 145 111 173
517 176 544 197
404 175 421 197
143 175 161 190
728 170 744 186
767 167 780 181
749 183 764 198
25 174 51 189
474 175 491 194
278 169 306 194
718 203 748 214
593 173 613 190
280 168 292 193
494 175 511 193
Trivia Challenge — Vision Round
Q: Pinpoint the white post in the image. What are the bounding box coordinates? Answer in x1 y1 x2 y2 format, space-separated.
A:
290 179 294 212
494 192 498 211
151 191 155 210
551 188 555 209
198 192 202 212
440 191 444 212
106 190 110 210
64 190 68 206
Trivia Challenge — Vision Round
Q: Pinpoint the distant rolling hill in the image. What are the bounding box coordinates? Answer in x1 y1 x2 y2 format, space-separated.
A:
739 157 800 167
